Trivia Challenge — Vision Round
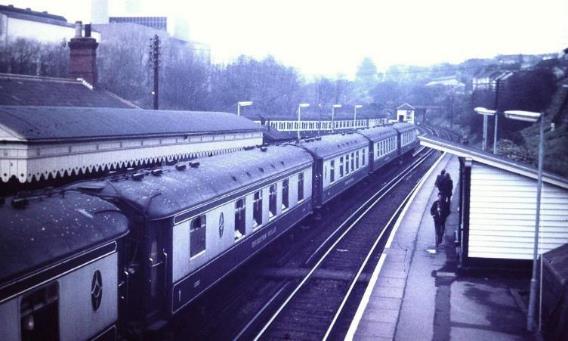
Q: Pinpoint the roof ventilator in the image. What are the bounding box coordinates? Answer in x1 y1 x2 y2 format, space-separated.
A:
132 172 144 181
151 169 163 176
166 159 177 166
77 183 105 192
190 161 200 168
260 146 268 152
11 197 28 209
176 163 187 171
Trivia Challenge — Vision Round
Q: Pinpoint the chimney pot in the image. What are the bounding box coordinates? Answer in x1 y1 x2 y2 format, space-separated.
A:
74 21 83 38
85 24 92 38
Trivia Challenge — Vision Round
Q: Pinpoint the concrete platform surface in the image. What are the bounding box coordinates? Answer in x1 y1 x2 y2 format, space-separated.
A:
346 153 535 341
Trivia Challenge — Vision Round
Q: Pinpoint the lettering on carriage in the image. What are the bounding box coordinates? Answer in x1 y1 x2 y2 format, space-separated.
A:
251 227 277 249
251 233 267 248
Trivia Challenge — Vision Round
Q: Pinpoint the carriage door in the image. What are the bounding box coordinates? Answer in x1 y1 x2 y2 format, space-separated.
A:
146 225 168 320
312 159 323 207
20 282 59 341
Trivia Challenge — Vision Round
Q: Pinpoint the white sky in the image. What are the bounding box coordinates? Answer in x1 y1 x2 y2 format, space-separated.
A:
6 0 568 77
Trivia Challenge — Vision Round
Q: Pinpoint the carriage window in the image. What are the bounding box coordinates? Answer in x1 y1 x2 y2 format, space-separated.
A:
362 149 366 165
339 157 344 177
298 173 304 201
351 152 355 170
234 198 246 239
345 154 350 174
356 151 360 169
282 179 289 210
190 215 206 256
253 191 262 227
330 160 335 182
269 184 277 218
21 282 59 341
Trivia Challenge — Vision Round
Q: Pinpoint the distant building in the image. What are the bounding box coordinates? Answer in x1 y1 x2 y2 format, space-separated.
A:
0 4 100 47
426 76 465 93
109 16 167 31
472 69 513 91
396 103 415 124
90 0 192 42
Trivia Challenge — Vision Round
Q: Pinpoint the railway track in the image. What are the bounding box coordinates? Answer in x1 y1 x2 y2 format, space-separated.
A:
235 148 438 340
158 128 453 340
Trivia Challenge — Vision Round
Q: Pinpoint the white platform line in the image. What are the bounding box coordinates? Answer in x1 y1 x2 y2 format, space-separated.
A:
344 253 387 341
385 152 447 248
345 151 449 340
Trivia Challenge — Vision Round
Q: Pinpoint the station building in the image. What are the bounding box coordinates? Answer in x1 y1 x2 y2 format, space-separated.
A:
420 135 568 267
396 103 415 124
0 17 261 185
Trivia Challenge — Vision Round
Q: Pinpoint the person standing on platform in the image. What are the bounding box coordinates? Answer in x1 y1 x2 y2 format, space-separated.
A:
442 172 453 212
435 170 446 196
430 192 448 248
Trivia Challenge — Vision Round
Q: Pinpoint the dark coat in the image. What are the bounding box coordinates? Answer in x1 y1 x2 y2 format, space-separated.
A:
430 199 448 223
435 174 445 192
442 174 453 196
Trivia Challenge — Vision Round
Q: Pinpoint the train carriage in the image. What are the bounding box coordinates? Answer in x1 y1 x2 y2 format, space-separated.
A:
88 145 314 327
392 122 419 156
356 126 399 173
297 133 370 208
0 191 129 341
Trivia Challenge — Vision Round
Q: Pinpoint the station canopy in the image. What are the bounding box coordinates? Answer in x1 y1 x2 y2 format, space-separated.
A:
0 106 262 183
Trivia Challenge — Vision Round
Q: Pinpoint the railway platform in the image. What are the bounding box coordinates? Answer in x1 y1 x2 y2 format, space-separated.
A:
346 153 535 341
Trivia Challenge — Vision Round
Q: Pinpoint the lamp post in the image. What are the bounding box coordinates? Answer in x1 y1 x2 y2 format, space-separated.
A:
297 103 310 141
353 104 363 129
237 101 253 117
504 110 544 332
474 107 497 153
331 104 342 132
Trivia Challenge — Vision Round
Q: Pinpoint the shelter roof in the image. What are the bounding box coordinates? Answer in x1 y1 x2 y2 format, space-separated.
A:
419 135 568 189
0 105 260 142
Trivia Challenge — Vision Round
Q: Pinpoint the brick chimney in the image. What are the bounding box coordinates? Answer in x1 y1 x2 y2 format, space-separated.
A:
68 21 99 86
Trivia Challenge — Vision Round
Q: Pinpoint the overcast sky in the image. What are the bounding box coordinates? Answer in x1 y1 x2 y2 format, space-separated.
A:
7 0 568 77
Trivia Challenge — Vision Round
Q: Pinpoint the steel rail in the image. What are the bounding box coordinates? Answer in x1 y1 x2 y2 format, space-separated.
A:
253 149 435 340
304 147 431 266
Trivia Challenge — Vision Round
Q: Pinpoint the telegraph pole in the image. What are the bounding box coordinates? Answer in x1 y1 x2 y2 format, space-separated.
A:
149 34 160 110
